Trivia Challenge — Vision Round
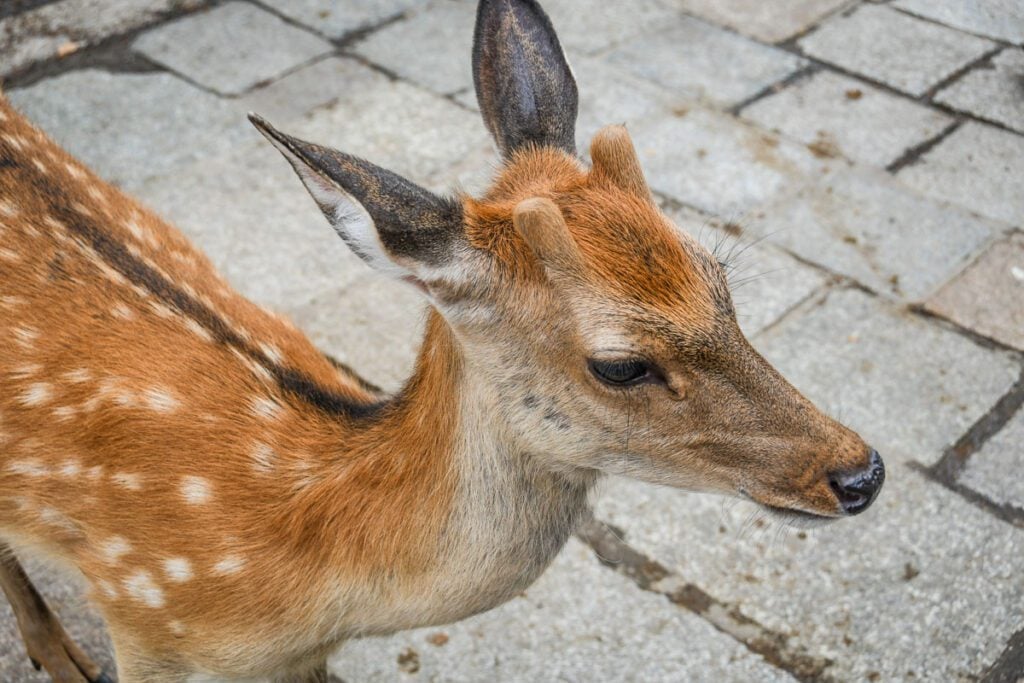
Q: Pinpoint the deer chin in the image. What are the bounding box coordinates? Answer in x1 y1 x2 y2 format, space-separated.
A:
738 489 841 527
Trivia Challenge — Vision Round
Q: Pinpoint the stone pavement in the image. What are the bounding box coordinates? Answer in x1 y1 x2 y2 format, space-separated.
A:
2 0 1023 680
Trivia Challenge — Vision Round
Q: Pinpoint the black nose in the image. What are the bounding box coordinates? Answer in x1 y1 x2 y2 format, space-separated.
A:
829 449 885 515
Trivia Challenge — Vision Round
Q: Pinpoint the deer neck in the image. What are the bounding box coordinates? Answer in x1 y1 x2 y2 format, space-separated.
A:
295 309 596 631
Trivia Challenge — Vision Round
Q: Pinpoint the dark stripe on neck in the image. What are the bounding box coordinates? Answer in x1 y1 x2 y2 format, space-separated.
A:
20 160 385 419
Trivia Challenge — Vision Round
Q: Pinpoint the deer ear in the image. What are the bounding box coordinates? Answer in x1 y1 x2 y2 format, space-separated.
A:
250 114 464 284
472 0 578 158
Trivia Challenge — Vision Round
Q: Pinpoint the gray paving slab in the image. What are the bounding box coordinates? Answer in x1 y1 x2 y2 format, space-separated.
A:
758 288 1017 466
594 462 1024 682
133 1 333 96
744 166 1004 301
571 57 692 157
237 56 374 125
137 142 371 324
960 410 1024 509
898 122 1024 227
352 1 475 96
292 272 426 394
629 107 839 218
0 0 189 78
893 0 1024 43
288 63 493 192
927 232 1024 351
673 207 830 337
261 0 427 40
608 16 806 109
798 4 996 96
670 0 852 43
935 48 1024 135
329 539 794 682
7 69 251 192
743 69 954 167
0 558 115 682
540 0 682 56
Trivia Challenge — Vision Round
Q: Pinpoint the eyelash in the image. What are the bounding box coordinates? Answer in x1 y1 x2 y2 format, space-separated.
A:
588 358 658 387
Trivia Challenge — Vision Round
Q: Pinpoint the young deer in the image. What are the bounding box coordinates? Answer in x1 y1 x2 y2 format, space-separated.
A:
0 0 885 680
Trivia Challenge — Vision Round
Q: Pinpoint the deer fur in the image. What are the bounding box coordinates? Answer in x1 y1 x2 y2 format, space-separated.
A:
0 0 880 680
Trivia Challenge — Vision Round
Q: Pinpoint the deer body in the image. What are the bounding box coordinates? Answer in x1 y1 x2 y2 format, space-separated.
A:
0 0 884 680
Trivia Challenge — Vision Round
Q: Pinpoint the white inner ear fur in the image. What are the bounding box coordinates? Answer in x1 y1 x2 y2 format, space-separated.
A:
263 133 410 280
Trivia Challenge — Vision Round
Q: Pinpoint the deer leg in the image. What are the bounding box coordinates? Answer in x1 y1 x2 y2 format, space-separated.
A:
0 544 113 683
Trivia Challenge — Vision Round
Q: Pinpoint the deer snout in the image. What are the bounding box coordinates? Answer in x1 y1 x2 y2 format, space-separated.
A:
827 449 885 515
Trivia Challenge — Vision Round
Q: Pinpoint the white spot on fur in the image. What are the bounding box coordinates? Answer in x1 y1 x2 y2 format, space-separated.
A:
259 342 283 364
149 301 174 318
13 325 38 348
10 363 42 379
0 295 26 308
100 536 131 563
0 247 19 261
250 442 277 473
181 476 212 505
58 458 81 477
213 555 245 575
250 396 281 419
168 620 186 636
3 134 25 151
143 387 179 413
184 318 213 342
112 472 142 491
112 303 135 320
163 557 193 583
6 459 48 477
20 383 52 406
64 368 92 383
32 158 48 174
86 465 104 481
38 506 76 531
124 571 165 608
96 579 119 599
53 405 78 421
64 162 86 180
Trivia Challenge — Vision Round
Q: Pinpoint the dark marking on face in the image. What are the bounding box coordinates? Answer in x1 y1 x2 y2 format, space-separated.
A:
522 395 539 409
543 408 571 431
18 160 385 420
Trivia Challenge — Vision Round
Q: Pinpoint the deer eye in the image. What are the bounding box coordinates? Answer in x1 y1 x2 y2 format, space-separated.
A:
588 359 652 386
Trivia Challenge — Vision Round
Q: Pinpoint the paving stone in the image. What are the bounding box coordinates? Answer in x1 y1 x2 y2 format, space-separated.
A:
927 232 1024 351
798 4 996 96
572 57 691 156
329 539 792 682
0 0 192 78
893 0 1024 44
352 1 475 96
673 207 829 337
0 558 115 682
960 409 1024 509
594 462 1024 682
541 0 682 56
630 107 839 218
898 122 1024 227
261 0 427 40
744 166 1004 301
238 57 373 125
743 69 954 167
292 272 426 394
137 143 371 322
290 64 493 192
7 69 251 192
133 1 333 96
670 0 852 43
935 48 1024 135
608 16 806 108
764 288 1016 465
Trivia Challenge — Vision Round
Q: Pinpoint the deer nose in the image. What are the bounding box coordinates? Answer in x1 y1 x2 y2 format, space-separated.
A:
828 449 885 515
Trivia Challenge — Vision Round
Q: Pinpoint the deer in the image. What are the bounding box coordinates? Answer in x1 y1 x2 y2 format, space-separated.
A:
0 0 886 680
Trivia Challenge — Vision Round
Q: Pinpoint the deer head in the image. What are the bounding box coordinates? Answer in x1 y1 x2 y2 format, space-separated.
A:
250 0 884 520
